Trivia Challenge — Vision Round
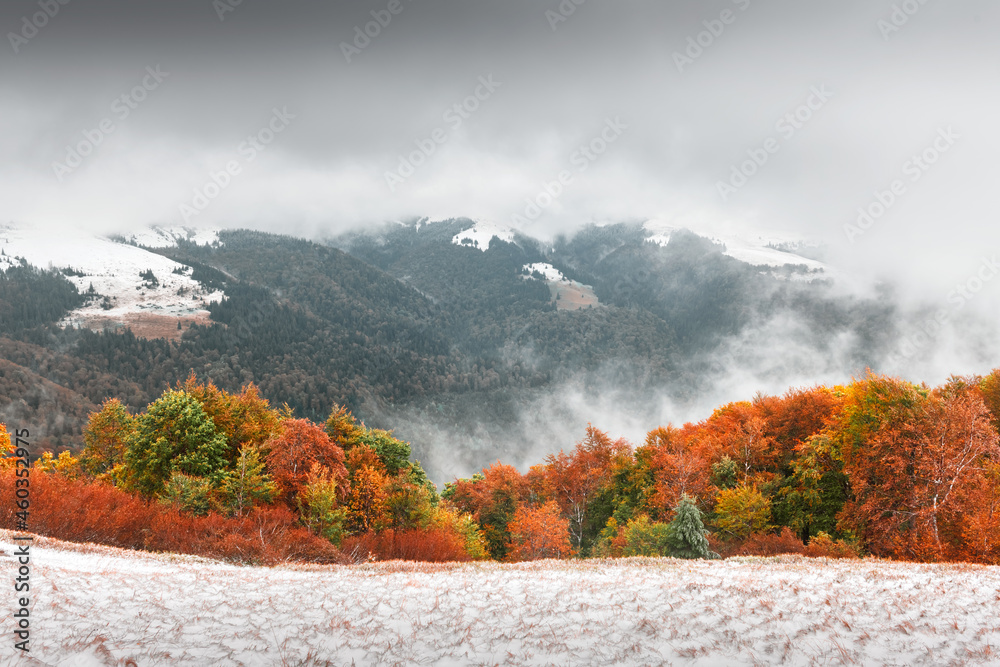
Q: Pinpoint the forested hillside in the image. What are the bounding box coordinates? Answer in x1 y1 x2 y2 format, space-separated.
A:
4 369 1000 566
1 222 898 479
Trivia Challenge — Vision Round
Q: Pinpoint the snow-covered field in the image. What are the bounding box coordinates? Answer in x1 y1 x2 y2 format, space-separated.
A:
3 532 999 666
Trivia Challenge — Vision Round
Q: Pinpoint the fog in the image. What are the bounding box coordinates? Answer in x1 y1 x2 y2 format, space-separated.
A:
4 0 1000 479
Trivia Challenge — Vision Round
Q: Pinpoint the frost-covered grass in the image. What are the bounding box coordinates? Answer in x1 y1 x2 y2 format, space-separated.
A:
2 530 999 666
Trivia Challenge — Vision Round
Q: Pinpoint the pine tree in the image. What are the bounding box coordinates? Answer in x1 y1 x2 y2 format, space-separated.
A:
666 494 715 559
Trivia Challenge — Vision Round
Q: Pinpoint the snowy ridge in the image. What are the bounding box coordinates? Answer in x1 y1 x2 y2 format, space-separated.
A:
451 219 515 251
0 224 223 330
121 225 220 248
643 219 828 274
5 530 1000 666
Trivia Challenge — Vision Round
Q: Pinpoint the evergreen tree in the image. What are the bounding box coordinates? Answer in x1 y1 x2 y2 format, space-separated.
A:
666 494 715 559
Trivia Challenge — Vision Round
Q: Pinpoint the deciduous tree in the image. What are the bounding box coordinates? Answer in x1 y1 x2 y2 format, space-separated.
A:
507 500 572 561
124 390 229 497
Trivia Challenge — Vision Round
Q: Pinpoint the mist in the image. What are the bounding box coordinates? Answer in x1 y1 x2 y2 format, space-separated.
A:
4 0 1000 477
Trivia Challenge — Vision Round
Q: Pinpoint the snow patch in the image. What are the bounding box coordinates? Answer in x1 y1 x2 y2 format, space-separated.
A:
643 219 828 273
0 224 223 327
522 262 567 282
122 225 220 248
451 220 515 251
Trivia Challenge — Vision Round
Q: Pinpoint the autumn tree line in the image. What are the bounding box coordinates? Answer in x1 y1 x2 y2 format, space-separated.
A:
3 368 1000 565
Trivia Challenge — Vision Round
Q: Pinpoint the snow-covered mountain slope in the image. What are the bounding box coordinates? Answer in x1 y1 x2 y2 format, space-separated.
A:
5 530 999 667
451 219 515 251
0 224 223 338
643 219 828 275
120 225 220 248
522 262 600 310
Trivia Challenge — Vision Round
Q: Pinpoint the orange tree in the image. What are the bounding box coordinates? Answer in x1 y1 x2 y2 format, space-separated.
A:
443 462 527 560
836 374 1000 561
507 500 572 561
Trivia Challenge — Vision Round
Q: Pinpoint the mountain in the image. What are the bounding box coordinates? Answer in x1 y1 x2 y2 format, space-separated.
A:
0 220 896 481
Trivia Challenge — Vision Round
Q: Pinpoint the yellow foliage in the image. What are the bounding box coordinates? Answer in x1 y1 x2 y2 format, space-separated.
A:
35 451 82 479
0 424 12 471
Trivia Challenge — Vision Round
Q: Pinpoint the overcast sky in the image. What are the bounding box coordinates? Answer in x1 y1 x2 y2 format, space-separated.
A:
2 0 999 302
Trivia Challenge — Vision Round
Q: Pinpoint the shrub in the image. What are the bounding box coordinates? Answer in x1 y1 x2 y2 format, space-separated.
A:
732 527 806 557
34 451 83 479
428 507 488 560
804 531 861 559
0 470 345 565
619 515 672 557
713 485 771 539
341 527 471 563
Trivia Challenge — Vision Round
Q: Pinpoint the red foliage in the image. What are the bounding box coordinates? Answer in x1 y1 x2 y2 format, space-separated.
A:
702 402 779 486
341 527 470 563
839 376 1000 562
756 386 843 463
729 527 806 557
265 418 348 507
543 425 630 549
0 471 345 565
507 500 573 561
643 425 715 518
803 533 861 559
